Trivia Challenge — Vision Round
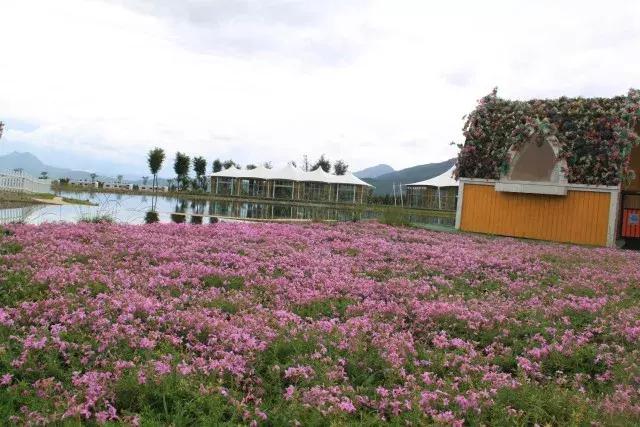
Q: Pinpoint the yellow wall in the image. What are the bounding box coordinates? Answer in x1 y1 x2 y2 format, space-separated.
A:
460 183 611 246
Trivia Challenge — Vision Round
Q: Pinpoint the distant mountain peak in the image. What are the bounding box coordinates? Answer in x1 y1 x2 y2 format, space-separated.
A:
363 158 456 195
354 164 395 179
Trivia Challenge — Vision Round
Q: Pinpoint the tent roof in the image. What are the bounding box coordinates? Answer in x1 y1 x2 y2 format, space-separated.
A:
406 166 458 187
210 164 374 187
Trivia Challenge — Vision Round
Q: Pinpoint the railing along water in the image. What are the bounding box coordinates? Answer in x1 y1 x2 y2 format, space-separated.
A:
0 171 52 194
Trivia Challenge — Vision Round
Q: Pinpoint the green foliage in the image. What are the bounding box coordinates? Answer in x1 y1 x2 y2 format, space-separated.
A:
113 371 241 425
201 274 244 291
204 298 238 314
79 214 114 224
145 210 159 224
292 297 354 319
541 344 606 378
379 207 411 227
254 335 320 401
312 154 331 173
333 159 349 175
148 148 166 175
173 152 191 190
344 345 392 388
192 156 207 190
0 272 48 307
0 241 22 255
473 383 598 426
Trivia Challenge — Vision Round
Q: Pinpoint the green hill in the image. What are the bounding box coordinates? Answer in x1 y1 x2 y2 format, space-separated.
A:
364 158 456 195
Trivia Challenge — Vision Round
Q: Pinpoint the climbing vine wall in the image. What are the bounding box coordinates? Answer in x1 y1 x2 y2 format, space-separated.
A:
456 89 640 185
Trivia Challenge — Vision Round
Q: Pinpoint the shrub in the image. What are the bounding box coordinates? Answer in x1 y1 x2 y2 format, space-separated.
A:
79 214 114 224
379 207 411 227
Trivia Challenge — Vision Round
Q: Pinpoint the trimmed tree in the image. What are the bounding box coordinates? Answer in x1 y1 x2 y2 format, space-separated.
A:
147 148 166 192
173 152 191 191
193 156 207 190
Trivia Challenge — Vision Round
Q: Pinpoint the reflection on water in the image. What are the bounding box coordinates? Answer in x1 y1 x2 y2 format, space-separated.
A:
0 191 454 228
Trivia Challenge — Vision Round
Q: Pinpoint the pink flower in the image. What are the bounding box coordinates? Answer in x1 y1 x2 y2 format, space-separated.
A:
154 361 171 376
0 373 13 386
284 385 296 400
137 370 147 385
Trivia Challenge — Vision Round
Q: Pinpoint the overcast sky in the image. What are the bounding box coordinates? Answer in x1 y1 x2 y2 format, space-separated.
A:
1 0 639 176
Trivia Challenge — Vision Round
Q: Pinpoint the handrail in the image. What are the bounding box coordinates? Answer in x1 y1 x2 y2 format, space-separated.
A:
0 170 52 194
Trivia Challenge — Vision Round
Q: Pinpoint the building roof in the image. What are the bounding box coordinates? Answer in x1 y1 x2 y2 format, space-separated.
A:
406 166 458 187
210 164 374 187
456 88 640 186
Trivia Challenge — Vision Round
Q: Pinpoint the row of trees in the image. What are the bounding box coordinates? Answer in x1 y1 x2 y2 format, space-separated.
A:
146 148 351 192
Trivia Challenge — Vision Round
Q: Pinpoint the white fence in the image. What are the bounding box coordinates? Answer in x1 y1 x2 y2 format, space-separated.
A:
0 205 42 224
0 171 52 194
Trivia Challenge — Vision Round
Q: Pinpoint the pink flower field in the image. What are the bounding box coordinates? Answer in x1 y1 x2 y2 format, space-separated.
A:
0 221 639 425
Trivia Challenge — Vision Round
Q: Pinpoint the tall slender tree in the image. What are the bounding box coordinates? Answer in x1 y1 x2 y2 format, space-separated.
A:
173 152 191 191
0 121 4 140
147 148 166 192
333 160 349 175
193 156 207 190
302 155 310 172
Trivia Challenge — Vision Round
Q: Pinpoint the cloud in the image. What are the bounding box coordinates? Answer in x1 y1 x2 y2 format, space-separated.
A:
102 0 373 65
1 0 640 175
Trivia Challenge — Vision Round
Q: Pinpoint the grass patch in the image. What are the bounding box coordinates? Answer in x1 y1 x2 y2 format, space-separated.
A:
379 207 411 227
0 241 22 255
204 298 238 315
473 383 598 426
201 275 245 291
0 272 48 307
113 371 241 425
292 297 354 319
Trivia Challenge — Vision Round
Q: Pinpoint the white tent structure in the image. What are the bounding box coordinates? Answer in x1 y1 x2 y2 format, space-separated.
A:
406 166 458 188
209 164 374 204
406 166 458 210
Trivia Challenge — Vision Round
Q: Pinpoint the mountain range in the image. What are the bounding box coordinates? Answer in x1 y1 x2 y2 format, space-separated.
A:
0 152 167 184
0 151 102 181
360 158 456 196
353 164 395 179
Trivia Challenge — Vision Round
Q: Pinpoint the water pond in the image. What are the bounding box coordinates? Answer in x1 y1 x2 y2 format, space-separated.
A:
0 191 455 227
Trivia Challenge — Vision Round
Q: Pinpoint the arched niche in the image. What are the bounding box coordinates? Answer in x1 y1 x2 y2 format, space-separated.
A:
626 143 640 192
504 135 567 185
495 135 569 195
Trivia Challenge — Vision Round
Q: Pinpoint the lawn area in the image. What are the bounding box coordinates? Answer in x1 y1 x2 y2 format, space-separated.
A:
0 222 639 425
